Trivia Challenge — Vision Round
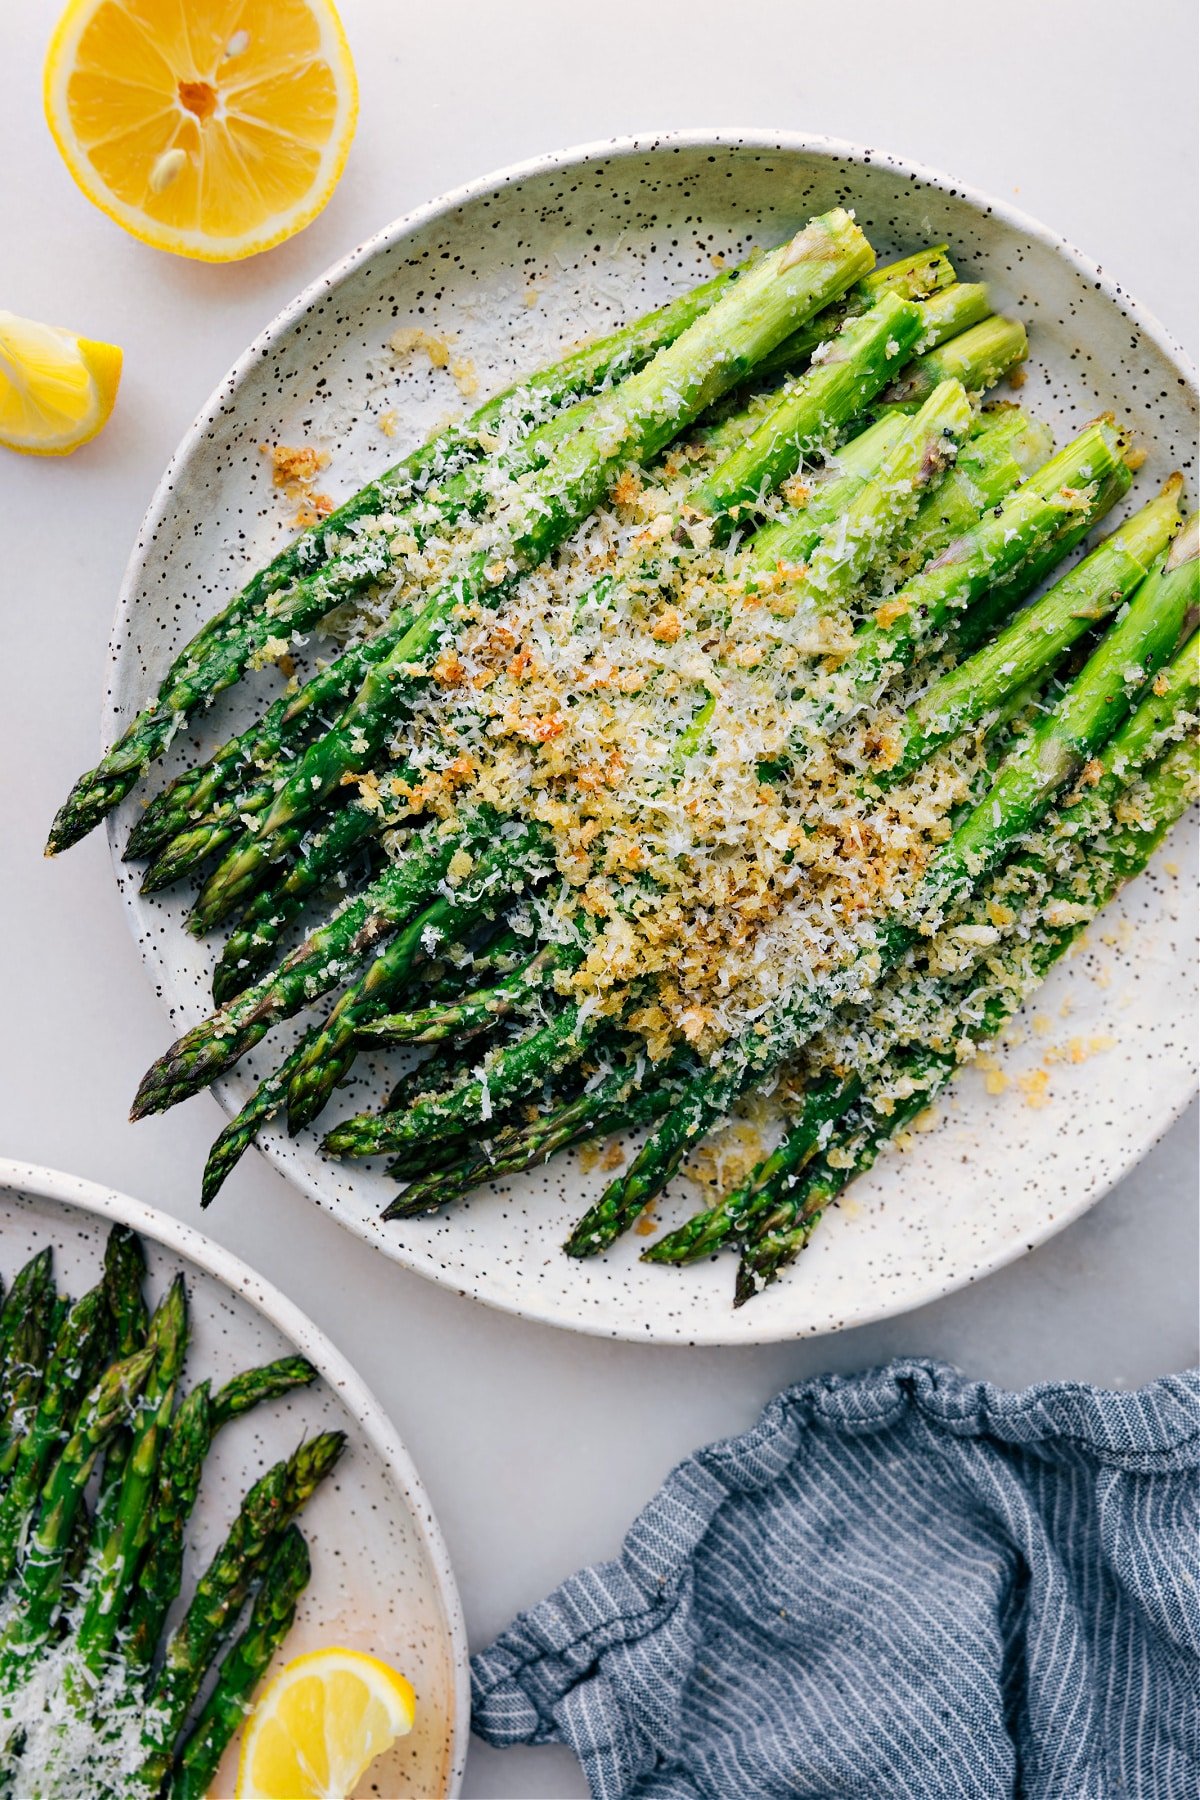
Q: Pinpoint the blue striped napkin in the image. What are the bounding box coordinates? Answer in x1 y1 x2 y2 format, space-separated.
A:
472 1359 1199 1799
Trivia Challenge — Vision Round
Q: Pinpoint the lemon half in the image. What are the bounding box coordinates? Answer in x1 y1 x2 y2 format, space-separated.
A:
0 310 122 456
44 0 358 262
236 1646 416 1798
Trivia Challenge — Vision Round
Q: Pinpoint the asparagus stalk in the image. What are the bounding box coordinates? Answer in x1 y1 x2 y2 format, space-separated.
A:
72 1277 189 1682
0 1345 153 1682
126 690 294 867
751 244 955 379
135 1431 345 1791
167 1526 311 1800
0 1249 55 1484
641 1072 861 1264
360 938 582 1046
736 723 1199 1302
574 527 1195 1251
885 312 1028 402
887 406 1055 581
199 1029 323 1207
122 1356 315 1667
91 1223 151 1528
683 290 926 529
101 1225 149 1356
746 379 975 623
0 1286 109 1587
283 829 566 1131
211 1356 318 1428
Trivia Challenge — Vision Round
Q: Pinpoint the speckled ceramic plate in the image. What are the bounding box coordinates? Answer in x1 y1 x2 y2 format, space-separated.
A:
0 1160 468 1797
106 131 1198 1346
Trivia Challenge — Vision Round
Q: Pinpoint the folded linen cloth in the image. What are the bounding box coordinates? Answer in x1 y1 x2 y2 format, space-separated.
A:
472 1359 1199 1799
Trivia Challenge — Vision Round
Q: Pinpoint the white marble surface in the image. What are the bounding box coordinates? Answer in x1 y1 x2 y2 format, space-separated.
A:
1 3 1196 1795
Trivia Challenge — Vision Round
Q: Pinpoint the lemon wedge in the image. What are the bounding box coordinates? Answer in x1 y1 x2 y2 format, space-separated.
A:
43 0 358 262
0 310 122 456
236 1646 416 1798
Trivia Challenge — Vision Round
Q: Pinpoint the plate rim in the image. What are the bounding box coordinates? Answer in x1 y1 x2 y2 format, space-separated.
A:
0 1155 471 1795
103 128 1199 1347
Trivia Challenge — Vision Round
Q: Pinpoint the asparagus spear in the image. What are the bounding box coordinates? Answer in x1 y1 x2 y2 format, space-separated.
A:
184 211 876 929
641 1073 861 1264
885 312 1028 402
0 1285 110 1587
199 1030 323 1207
283 828 564 1131
91 1223 151 1529
167 1526 311 1800
572 530 1195 1251
799 420 1132 742
683 290 927 529
0 1249 55 1484
101 1225 149 1355
211 1356 318 1429
0 1345 153 1682
72 1277 189 1682
751 244 955 379
135 1431 345 1791
736 724 1199 1302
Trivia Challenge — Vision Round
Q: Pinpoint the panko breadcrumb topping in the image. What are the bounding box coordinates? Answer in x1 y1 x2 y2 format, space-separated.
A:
342 435 1006 1067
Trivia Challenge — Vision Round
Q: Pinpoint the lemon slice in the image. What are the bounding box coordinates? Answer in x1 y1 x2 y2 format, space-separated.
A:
236 1646 416 1798
44 0 358 262
0 310 122 456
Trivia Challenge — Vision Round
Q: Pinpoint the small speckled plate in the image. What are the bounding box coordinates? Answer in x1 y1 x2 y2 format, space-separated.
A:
0 1160 468 1797
107 132 1198 1346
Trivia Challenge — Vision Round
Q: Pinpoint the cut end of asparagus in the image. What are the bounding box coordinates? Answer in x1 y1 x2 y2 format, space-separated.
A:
1165 505 1199 572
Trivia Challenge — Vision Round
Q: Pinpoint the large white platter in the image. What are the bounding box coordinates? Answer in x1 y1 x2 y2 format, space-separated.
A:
0 1160 468 1797
106 131 1198 1346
